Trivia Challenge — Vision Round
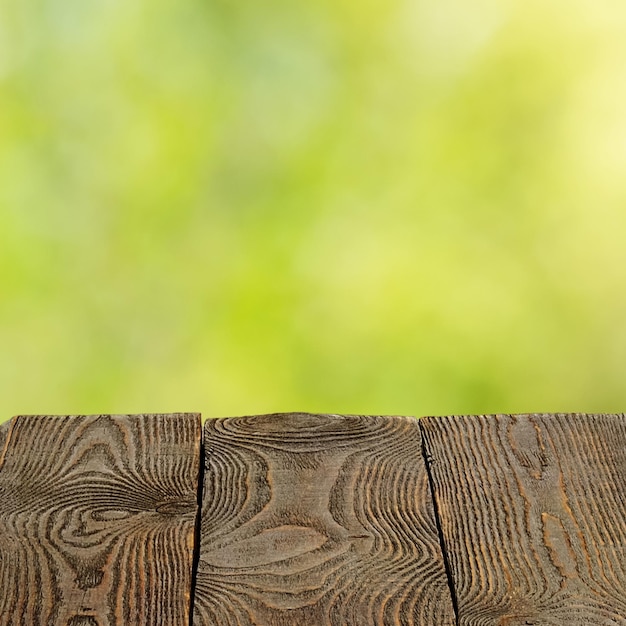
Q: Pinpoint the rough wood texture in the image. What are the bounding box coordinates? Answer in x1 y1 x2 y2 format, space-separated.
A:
0 413 201 626
194 412 455 626
422 413 626 626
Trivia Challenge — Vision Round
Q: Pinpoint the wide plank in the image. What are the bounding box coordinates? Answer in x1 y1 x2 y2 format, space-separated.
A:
421 413 626 625
0 413 201 626
194 412 455 625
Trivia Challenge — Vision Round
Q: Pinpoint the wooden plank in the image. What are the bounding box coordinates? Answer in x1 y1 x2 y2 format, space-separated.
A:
421 413 626 625
194 412 456 626
0 413 201 626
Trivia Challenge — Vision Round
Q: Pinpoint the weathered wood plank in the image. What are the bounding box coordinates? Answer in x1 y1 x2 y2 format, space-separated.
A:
194 412 455 626
0 413 201 626
421 413 626 625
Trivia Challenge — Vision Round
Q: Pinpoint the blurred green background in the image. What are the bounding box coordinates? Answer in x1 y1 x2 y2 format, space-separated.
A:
1 0 626 423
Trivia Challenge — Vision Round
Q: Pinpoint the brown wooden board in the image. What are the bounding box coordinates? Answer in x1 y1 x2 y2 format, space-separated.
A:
194 412 456 626
421 413 626 625
0 413 201 626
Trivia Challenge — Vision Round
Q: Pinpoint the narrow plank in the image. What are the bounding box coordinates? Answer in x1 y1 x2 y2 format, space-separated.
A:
0 413 201 626
194 412 456 626
422 413 626 625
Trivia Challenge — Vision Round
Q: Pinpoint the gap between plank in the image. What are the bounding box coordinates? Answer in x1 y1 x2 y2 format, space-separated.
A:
188 425 206 626
419 419 460 625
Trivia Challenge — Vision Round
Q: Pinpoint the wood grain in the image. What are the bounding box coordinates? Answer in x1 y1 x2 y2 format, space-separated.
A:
421 413 626 625
0 413 201 626
193 412 455 626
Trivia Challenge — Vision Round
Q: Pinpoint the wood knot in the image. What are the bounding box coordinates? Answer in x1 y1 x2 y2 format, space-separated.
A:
67 616 99 626
75 568 104 590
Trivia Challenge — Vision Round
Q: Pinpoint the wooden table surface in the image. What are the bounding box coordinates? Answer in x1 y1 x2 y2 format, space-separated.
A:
1 412 624 625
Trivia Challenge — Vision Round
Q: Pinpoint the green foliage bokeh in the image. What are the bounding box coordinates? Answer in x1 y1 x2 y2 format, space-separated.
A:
2 0 626 421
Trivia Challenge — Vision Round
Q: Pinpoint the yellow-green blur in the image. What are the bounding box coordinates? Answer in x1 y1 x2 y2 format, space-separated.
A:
1 0 626 421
